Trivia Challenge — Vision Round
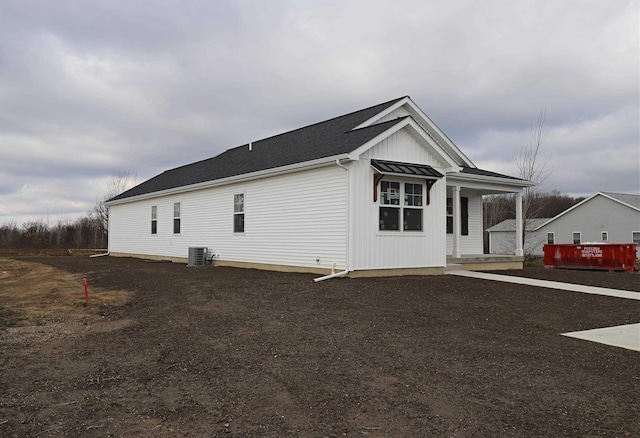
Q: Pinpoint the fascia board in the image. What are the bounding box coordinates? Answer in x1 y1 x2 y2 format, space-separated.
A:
355 97 475 168
404 97 475 168
105 154 351 206
353 97 411 130
599 192 640 212
532 192 624 230
447 171 536 188
350 118 459 169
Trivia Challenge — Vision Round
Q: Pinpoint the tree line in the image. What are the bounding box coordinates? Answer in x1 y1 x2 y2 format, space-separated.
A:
0 215 106 253
484 190 585 231
0 173 135 254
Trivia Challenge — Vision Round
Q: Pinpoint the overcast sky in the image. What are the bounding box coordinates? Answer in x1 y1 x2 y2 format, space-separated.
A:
1 0 638 226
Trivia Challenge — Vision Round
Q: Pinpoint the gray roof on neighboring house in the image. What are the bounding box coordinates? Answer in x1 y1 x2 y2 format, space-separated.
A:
602 192 640 210
110 97 526 202
487 218 552 232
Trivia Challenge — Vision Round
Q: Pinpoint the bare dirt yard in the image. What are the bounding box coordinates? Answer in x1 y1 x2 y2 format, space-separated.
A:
1 256 639 437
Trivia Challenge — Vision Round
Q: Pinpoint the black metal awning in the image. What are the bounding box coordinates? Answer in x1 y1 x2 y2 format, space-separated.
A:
370 159 443 204
370 159 444 179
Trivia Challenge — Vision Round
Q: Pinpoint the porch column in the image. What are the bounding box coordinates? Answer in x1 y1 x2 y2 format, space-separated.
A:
515 190 523 256
452 185 461 258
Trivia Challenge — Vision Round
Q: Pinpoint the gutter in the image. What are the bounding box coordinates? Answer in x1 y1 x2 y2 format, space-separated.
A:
106 154 352 206
311 159 353 282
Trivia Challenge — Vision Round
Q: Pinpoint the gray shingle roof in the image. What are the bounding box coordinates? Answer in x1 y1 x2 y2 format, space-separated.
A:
111 97 407 201
602 192 640 210
487 218 552 232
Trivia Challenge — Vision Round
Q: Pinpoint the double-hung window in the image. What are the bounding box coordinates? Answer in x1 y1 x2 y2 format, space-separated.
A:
379 181 423 232
547 232 555 244
151 206 157 234
601 231 608 242
234 194 244 233
173 202 181 234
572 232 581 244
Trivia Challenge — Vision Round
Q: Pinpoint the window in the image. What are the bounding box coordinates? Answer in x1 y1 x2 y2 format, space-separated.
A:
446 197 469 235
403 183 423 231
572 232 581 244
547 232 554 244
234 194 244 233
379 181 423 232
632 232 640 245
601 231 608 242
173 202 181 234
151 206 157 234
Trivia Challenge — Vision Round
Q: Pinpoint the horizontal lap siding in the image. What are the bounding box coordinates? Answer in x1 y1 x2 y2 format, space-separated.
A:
109 166 347 269
539 196 640 244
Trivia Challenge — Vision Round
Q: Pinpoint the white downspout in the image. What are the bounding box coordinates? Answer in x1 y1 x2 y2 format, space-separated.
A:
314 159 350 282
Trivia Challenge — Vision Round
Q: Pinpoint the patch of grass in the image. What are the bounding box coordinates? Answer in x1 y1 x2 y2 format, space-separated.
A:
524 255 544 267
0 304 27 327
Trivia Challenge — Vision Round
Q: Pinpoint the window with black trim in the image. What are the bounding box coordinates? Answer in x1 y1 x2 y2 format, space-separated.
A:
379 181 423 232
234 194 244 233
446 197 469 235
173 202 181 234
151 206 157 234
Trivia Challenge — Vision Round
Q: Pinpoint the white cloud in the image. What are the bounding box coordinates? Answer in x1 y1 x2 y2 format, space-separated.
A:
0 0 638 225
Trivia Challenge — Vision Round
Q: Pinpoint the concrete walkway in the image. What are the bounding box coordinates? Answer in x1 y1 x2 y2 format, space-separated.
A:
448 270 640 301
447 270 640 352
562 324 640 352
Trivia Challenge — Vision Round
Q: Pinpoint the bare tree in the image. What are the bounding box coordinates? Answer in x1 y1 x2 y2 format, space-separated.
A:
514 109 553 256
92 172 138 247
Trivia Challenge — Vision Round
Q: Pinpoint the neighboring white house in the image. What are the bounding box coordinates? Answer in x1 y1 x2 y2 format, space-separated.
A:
106 96 534 276
487 192 640 257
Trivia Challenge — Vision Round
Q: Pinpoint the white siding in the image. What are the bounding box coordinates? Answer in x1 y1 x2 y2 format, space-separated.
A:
109 165 348 270
539 195 639 245
445 190 484 255
349 129 447 270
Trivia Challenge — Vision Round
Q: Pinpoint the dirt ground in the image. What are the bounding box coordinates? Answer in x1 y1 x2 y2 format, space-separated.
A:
1 257 639 437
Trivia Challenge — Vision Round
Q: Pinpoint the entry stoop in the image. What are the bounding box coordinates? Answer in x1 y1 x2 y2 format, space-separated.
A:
446 254 524 271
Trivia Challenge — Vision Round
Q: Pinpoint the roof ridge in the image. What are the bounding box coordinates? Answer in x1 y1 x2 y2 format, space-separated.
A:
157 97 409 174
239 96 408 146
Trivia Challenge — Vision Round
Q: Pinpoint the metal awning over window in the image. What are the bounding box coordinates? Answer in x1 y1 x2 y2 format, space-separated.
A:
371 159 444 179
371 159 443 205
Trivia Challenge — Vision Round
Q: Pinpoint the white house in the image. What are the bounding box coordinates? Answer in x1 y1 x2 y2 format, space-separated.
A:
487 192 640 257
106 96 534 276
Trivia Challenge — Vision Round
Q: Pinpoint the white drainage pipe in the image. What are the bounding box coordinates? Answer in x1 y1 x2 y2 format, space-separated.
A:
313 270 349 282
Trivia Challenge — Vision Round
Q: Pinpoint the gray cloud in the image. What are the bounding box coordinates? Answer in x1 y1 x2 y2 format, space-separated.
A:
0 0 638 224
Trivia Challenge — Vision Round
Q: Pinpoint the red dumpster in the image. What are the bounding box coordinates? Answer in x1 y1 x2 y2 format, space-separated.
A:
543 243 638 272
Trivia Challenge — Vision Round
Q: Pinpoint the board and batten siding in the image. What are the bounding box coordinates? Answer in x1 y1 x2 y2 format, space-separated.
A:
348 128 448 270
109 165 348 270
445 190 484 255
